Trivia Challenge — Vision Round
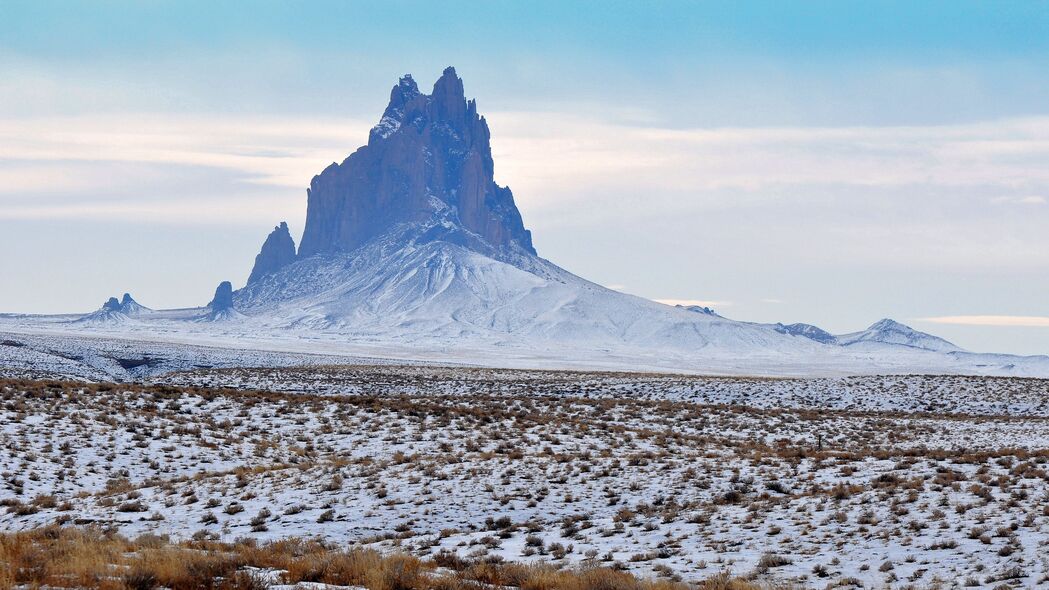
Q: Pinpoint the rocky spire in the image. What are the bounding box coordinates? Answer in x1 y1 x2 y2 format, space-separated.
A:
118 293 150 315
247 221 297 285
298 67 535 259
208 281 234 312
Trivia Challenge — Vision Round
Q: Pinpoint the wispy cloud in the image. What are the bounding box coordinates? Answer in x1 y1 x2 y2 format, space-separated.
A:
654 298 731 308
491 114 1049 207
0 114 371 223
0 113 370 191
4 113 1049 224
991 195 1047 205
918 315 1049 327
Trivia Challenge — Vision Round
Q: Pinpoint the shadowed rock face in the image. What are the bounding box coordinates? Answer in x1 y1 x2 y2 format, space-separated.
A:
208 281 234 311
297 67 535 259
247 222 297 285
774 322 838 344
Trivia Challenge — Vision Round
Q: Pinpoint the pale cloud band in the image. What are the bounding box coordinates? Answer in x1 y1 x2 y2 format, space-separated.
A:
2 112 1049 219
918 316 1049 327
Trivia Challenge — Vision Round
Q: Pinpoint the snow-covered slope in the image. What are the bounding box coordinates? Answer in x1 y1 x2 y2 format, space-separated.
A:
837 318 963 352
236 223 821 356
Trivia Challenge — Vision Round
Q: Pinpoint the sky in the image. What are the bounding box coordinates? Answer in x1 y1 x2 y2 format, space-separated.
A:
2 0 1049 354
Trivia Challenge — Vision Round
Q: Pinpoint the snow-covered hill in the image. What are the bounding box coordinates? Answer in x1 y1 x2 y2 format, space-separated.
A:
75 293 151 324
837 318 963 352
236 222 817 355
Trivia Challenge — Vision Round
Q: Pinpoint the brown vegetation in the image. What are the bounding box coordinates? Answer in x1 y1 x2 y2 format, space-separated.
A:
0 526 767 590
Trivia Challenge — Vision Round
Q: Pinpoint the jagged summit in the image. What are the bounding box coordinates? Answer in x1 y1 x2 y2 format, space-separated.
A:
297 67 534 260
775 322 837 344
247 222 297 285
118 293 150 315
77 292 151 323
101 297 121 312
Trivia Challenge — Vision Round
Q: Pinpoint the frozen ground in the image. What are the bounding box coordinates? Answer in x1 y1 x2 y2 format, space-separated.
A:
165 364 1049 418
2 365 1048 588
0 329 433 382
4 269 1049 380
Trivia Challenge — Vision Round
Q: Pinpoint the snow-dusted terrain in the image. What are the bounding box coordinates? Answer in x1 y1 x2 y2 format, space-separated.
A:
2 250 1048 378
1 231 1047 378
3 68 1049 589
3 368 1048 587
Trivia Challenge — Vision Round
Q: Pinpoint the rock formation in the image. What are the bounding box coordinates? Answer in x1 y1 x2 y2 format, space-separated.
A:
247 222 297 285
774 322 837 344
77 293 150 322
118 293 150 315
297 67 534 259
208 281 234 312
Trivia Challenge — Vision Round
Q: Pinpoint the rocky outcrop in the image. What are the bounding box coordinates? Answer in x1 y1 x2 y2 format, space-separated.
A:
676 304 720 317
118 293 150 315
208 281 234 312
78 293 150 323
247 222 297 285
297 67 535 259
774 322 837 344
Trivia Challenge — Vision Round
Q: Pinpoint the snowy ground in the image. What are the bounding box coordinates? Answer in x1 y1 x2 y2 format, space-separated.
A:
2 365 1048 588
0 329 432 382
4 304 1049 379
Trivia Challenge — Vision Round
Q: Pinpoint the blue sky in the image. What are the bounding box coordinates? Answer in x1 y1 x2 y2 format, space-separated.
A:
2 1 1049 354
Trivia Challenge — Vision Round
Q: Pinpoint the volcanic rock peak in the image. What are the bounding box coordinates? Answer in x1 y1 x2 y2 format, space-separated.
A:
247 222 297 285
101 297 121 312
208 281 234 312
297 67 535 260
99 293 149 315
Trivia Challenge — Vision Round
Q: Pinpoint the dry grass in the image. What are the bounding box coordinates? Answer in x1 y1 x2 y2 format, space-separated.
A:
4 375 1046 584
0 526 767 590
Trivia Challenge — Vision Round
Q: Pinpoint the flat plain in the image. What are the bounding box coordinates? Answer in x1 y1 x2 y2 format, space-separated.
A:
2 364 1048 588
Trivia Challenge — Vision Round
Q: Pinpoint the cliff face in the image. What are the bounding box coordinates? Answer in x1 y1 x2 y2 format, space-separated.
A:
247 222 297 285
297 67 535 259
208 281 233 311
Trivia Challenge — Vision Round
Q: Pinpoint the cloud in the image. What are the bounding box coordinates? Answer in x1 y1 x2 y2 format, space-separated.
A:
0 195 300 225
917 315 1049 327
991 195 1047 205
0 113 371 191
1 111 1048 261
653 298 732 308
490 113 1049 209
